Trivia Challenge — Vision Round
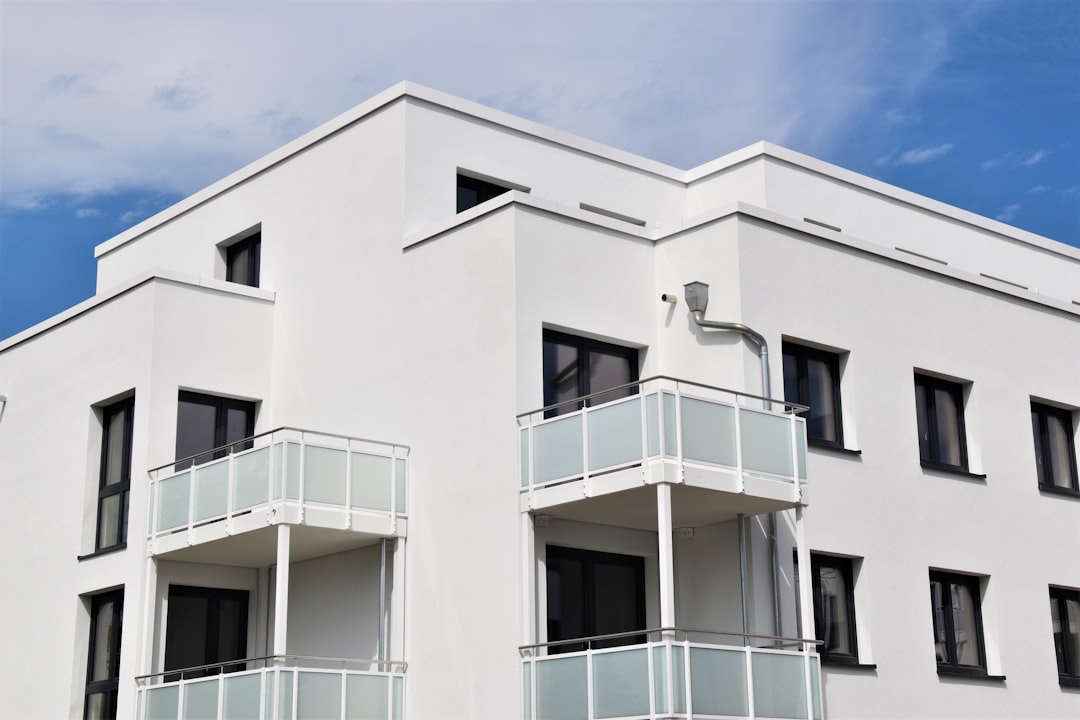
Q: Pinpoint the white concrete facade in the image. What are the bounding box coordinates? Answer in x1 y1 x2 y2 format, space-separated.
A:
1 82 1078 720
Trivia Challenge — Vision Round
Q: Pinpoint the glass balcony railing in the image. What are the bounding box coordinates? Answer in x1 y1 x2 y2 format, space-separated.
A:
520 630 821 720
136 656 405 720
147 428 408 546
518 376 807 495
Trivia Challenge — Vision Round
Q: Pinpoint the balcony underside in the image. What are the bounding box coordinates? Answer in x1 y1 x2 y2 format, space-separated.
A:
521 463 799 530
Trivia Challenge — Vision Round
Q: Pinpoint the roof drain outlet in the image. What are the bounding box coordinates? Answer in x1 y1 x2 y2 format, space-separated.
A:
682 281 783 642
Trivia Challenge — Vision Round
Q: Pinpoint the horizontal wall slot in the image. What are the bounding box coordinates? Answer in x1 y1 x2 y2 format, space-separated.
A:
579 203 647 227
895 246 948 265
803 217 841 233
979 273 1028 290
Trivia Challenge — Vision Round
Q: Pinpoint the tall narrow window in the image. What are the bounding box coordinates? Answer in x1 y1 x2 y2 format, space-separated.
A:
97 398 134 551
1050 587 1080 686
226 233 261 287
176 392 255 469
783 342 844 447
542 329 638 417
546 546 645 653
929 571 987 676
456 173 512 213
914 374 969 471
1032 402 1078 493
164 585 249 679
810 554 859 664
85 590 123 720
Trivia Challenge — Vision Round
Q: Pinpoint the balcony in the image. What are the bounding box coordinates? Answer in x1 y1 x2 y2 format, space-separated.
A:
521 630 821 720
136 656 405 720
518 377 807 522
148 428 408 562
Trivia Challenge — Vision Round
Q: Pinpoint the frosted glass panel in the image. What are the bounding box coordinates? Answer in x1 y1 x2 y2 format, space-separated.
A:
157 472 191 531
533 415 583 485
394 459 407 512
593 648 649 718
194 461 229 521
392 677 403 720
741 410 794 478
277 671 294 720
346 674 388 720
536 655 587 720
223 672 261 720
663 393 676 457
297 672 340 720
588 398 642 471
351 453 391 511
652 646 668 714
681 397 736 465
145 685 179 720
286 443 301 500
646 394 659 457
752 652 807 719
184 678 219 720
523 663 533 720
811 655 821 720
304 446 346 505
234 447 270 510
672 645 686 714
797 419 808 480
689 647 748 717
521 429 530 487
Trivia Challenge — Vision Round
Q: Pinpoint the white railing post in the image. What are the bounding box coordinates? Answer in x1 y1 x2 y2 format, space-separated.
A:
581 405 591 494
226 452 236 534
734 400 745 494
344 440 353 530
585 649 595 720
745 646 755 720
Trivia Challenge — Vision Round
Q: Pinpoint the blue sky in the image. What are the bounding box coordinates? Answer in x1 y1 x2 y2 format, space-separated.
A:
1 0 1078 339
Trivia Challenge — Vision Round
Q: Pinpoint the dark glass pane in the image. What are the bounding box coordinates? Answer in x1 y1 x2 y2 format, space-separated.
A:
456 186 479 213
915 382 931 461
217 597 247 669
782 352 798 405
1067 597 1080 675
950 581 982 666
806 356 838 443
930 580 949 663
97 495 120 549
176 400 217 467
588 351 633 407
90 599 117 681
818 564 852 654
226 406 253 450
1046 412 1074 488
543 340 579 416
227 247 248 284
1052 596 1066 674
934 386 962 467
84 693 107 720
1033 410 1047 485
103 409 126 486
546 554 585 651
592 560 642 648
165 594 210 673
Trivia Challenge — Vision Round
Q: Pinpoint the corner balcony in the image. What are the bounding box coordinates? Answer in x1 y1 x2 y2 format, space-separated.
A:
518 377 807 525
521 630 821 720
148 428 408 564
136 656 405 720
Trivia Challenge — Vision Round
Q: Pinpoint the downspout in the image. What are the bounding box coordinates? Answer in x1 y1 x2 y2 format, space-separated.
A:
684 284 783 640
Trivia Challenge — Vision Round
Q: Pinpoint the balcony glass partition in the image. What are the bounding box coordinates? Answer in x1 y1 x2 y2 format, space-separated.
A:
519 377 807 493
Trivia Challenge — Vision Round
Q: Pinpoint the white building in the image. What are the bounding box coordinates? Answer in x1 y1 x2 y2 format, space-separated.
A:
1 82 1078 720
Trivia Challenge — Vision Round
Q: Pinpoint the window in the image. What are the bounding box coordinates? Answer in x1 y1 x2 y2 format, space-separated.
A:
175 392 255 469
929 571 986 676
1050 587 1080 686
226 232 260 287
85 590 123 720
914 374 968 471
810 554 859 664
164 585 249 679
783 342 844 447
96 398 133 551
542 329 639 417
546 546 645 653
1032 402 1078 493
456 173 512 212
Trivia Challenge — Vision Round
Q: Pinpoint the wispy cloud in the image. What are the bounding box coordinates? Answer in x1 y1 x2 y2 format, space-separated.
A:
883 108 921 125
152 76 208 111
75 208 101 218
45 73 95 96
1020 150 1049 166
896 143 954 165
996 203 1021 222
1027 185 1048 194
981 149 1050 169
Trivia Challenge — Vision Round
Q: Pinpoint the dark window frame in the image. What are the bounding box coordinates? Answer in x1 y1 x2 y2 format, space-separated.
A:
456 173 512 213
782 341 845 449
225 232 261 287
164 584 250 680
1032 402 1079 495
810 554 860 665
96 398 134 552
915 374 969 472
175 391 256 470
85 589 123 720
1050 586 1080 687
542 329 639 417
929 571 988 677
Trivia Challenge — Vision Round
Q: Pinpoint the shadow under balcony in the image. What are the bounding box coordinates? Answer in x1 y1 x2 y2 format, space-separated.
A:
518 377 808 528
147 428 408 566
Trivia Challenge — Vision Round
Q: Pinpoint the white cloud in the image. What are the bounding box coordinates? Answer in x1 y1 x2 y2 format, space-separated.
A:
75 208 101 218
996 203 1021 222
1027 185 1048 194
897 144 954 165
981 149 1051 169
1020 150 1049 166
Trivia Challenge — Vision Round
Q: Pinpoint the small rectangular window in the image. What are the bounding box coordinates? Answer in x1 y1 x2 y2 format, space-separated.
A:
929 571 987 676
1032 402 1078 494
914 374 969 471
176 391 255 470
226 232 260 287
783 342 844 447
1050 587 1080 687
85 590 123 720
810 554 859 664
456 173 512 213
96 398 134 551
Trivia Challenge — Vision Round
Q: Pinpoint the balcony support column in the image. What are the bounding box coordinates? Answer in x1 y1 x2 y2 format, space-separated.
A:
738 514 749 643
794 506 815 645
273 523 291 657
657 483 676 635
521 512 537 648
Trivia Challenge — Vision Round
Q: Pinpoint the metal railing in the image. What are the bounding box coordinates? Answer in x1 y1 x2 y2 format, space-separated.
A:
520 628 822 720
